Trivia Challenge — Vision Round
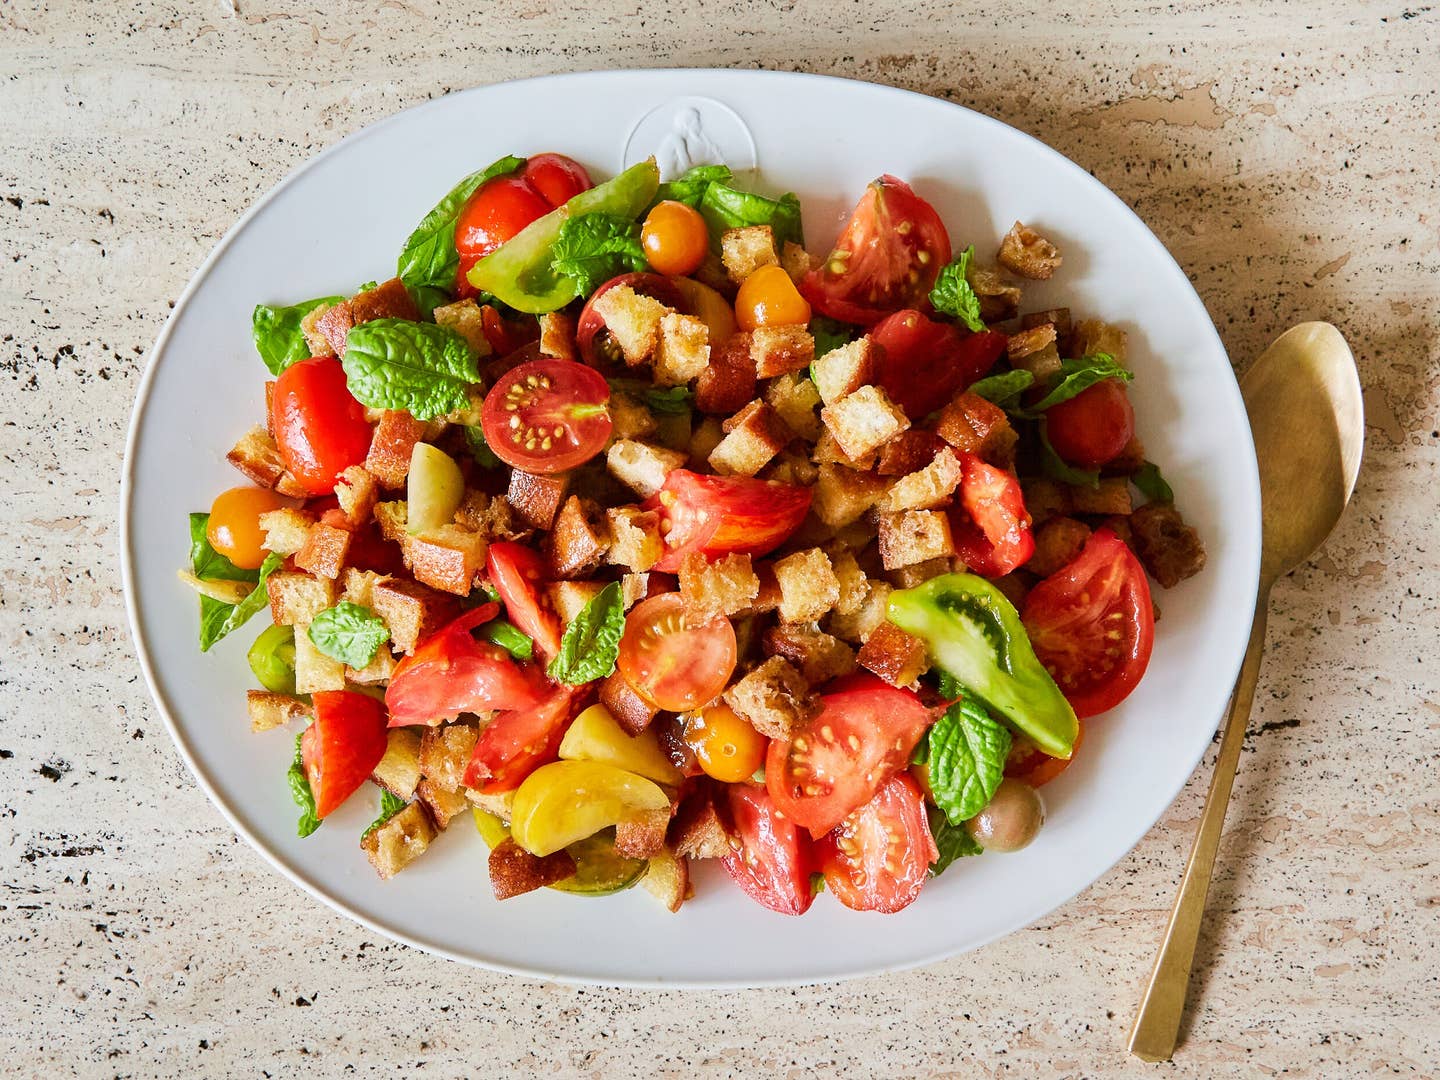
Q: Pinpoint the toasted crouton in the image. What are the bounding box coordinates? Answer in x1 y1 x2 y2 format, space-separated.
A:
405 524 486 596
827 546 869 616
679 551 760 619
372 727 423 799
764 449 820 487
246 690 310 733
971 266 1022 322
1068 477 1132 516
750 325 814 379
488 837 577 899
686 417 726 469
507 469 570 531
640 847 691 913
373 499 409 543
763 372 823 442
600 671 660 736
432 298 492 356
591 285 671 365
266 571 335 627
318 278 421 357
1021 477 1071 525
346 644 396 685
935 392 1018 467
294 523 352 581
620 572 650 610
1130 503 1206 587
1022 307 1074 346
998 221 1062 280
762 624 856 685
655 312 711 386
875 429 942 477
821 384 910 461
478 494 527 543
1029 517 1092 577
827 580 893 645
259 507 315 556
365 411 427 490
1007 322 1057 364
876 447 962 512
888 557 954 589
857 621 929 688
293 624 346 694
721 225 779 284
606 440 686 499
709 401 791 477
370 577 457 654
362 802 437 879
772 548 840 623
605 506 663 572
695 332 757 415
546 579 605 625
332 466 379 528
416 779 471 831
737 564 783 616
811 337 876 406
1070 318 1129 363
723 656 818 740
878 510 955 570
614 809 671 860
812 428 876 470
537 311 577 362
671 786 731 860
226 426 306 496
780 241 819 283
608 389 659 441
1104 434 1147 477
300 302 336 357
419 720 479 793
811 463 887 527
545 496 612 579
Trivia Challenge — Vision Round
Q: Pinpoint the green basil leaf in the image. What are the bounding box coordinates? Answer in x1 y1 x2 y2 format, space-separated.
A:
928 245 985 332
407 284 452 321
463 425 504 469
810 316 857 360
550 211 648 297
654 163 734 208
251 296 344 376
1133 460 1174 504
607 379 694 415
396 155 525 293
926 691 1012 825
288 732 322 838
698 183 803 248
307 601 391 669
362 789 408 840
200 552 283 653
1029 353 1132 412
1038 423 1100 488
189 512 259 583
928 805 983 876
341 318 480 420
546 581 625 686
967 369 1034 408
481 618 534 661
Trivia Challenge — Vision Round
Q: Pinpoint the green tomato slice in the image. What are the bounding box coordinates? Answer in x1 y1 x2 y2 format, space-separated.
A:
247 623 297 695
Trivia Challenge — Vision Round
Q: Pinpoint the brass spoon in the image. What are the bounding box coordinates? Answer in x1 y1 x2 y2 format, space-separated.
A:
1128 322 1364 1061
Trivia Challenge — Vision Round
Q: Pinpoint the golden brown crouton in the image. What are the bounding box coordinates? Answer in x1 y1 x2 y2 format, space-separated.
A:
373 499 409 543
679 551 760 619
1029 517 1092 577
723 656 818 740
620 572 650 610
750 325 815 379
370 577 458 654
1068 478 1133 516
507 469 570 531
1022 307 1074 346
293 625 346 694
300 302 336 357
811 428 876 470
811 337 876 406
821 384 910 461
992 570 1036 611
600 672 661 736
764 449 820 487
591 285 671 365
318 278 421 357
762 624 856 685
365 411 427 490
246 690 310 733
811 463 888 527
266 571 335 627
545 579 605 625
1104 434 1147 477
721 225 779 284
763 372 823 442
857 621 930 688
416 779 471 831
226 426 306 497
998 221 1062 281
606 439 687 499
293 523 352 581
544 496 612 579
971 266 1022 322
608 390 659 441
488 838 577 900
362 802 437 880
877 510 955 570
655 312 711 386
372 727 424 799
670 786 731 860
537 310 577 362
404 524 486 596
772 548 840 622
935 392 1018 467
737 564 783 616
346 644 396 685
1021 477 1071 525
333 466 379 528
478 494 527 543
1070 318 1129 363
827 546 869 616
1130 503 1207 588
605 506 663 573
614 809 671 860
1007 322 1057 364
888 557 956 589
432 298 492 357
640 847 692 913
259 507 315 556
695 332 757 415
780 240 819 284
875 447 962 512
875 429 945 477
827 580 893 644
419 720 480 793
709 401 792 477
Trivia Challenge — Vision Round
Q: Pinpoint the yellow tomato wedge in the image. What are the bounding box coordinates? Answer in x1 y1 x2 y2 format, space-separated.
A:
471 807 511 849
509 760 670 857
558 704 683 786
406 442 465 534
672 276 737 347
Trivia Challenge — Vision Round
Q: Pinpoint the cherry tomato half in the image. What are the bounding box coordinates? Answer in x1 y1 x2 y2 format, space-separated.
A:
207 486 290 570
820 773 937 914
1021 528 1154 719
799 175 951 326
486 541 563 660
301 690 390 818
949 452 1035 578
869 310 1008 419
479 358 613 474
645 470 812 573
269 356 372 496
1045 379 1136 469
617 592 737 712
641 200 709 277
722 783 816 916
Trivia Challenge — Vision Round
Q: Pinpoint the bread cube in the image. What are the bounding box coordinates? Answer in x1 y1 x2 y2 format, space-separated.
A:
679 551 760 619
419 720 480 793
1029 517 1092 577
537 310 577 362
614 809 671 860
935 392 1018 467
507 469 570 531
772 548 840 623
293 624 346 694
370 577 458 654
888 557 954 589
708 401 791 477
605 506 663 572
416 779 471 831
724 657 818 741
821 384 910 460
826 581 893 645
318 278 420 357
811 463 887 527
1007 322 1057 364
811 337 875 406
671 786 731 860
606 440 686 499
362 802 438 880
876 447 962 512
655 312 711 386
971 266 1022 322
857 622 930 688
226 426 305 496
405 524 486 596
827 545 869 616
300 302 337 357
372 728 424 799
1130 503 1207 588
1021 477 1071 525
546 579 605 625
600 671 660 736
246 690 310 733
762 624 856 685
433 298 493 357
695 332 757 415
878 510 955 570
1068 477 1132 516
365 410 427 490
750 325 814 379
259 507 315 556
998 221 1062 280
294 523 352 581
1070 318 1129 363
266 571 335 627
875 429 945 477
590 285 671 365
346 644 396 685
763 372 823 442
544 496 612 579
332 466 379 528
721 225 779 284
608 389 659 441
780 241 819 284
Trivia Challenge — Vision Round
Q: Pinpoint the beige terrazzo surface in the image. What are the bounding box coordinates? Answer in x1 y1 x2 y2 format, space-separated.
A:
2 2 1438 1076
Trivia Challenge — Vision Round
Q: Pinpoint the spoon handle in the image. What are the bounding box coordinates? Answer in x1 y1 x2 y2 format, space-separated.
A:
1127 596 1270 1061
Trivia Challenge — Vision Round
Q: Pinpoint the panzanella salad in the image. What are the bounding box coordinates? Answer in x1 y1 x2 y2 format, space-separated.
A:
185 152 1207 914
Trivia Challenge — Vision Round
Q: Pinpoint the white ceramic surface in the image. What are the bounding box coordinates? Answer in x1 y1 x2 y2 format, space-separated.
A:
120 69 1260 987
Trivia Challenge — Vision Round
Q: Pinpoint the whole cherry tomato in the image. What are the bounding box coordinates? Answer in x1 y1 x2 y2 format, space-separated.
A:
269 357 371 496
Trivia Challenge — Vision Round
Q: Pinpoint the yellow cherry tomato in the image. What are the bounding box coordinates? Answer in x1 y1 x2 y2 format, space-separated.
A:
671 276 737 347
207 486 290 569
683 704 768 784
734 264 812 331
641 200 709 276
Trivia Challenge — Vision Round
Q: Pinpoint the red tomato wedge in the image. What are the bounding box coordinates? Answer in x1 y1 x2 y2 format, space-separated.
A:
269 357 372 496
1006 722 1085 788
766 674 933 837
721 783 816 916
820 773 937 913
949 452 1035 578
463 684 585 794
645 470 812 573
616 592 737 712
799 175 951 326
480 359 612 474
384 604 550 727
577 272 686 368
1022 528 1155 719
870 310 1008 419
301 691 390 818
485 542 563 660
1044 379 1136 469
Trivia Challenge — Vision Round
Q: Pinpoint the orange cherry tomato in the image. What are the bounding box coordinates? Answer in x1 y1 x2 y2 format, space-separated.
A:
206 486 291 569
617 592 736 712
683 704 767 783
641 200 709 276
735 264 811 331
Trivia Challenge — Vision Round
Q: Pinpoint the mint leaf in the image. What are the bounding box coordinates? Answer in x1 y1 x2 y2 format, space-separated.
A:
1133 460 1174 504
1038 422 1100 488
481 618 533 661
550 212 647 297
929 806 982 876
654 163 733 208
926 691 1012 824
288 732 322 838
546 581 625 685
1029 353 1132 412
407 284 451 321
396 155 525 293
308 601 391 669
342 318 480 420
251 296 344 376
463 425 503 469
607 379 694 415
189 513 281 651
967 369 1034 408
699 183 803 248
362 789 407 840
928 245 984 332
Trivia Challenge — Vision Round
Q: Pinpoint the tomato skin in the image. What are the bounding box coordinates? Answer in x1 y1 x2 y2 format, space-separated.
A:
270 357 372 496
1022 528 1155 719
576 272 686 368
641 200 709 277
301 691 390 818
766 674 934 837
870 311 1007 418
617 592 737 712
799 175 951 326
207 486 290 570
721 783 816 916
645 470 812 573
519 153 593 208
1045 380 1136 468
479 359 612 474
384 604 551 727
682 704 768 783
734 265 811 331
485 542 563 660
463 684 585 794
820 773 937 913
949 452 1035 578
1007 722 1084 787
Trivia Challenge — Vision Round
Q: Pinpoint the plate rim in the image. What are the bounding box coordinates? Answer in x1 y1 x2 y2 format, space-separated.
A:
119 67 1260 988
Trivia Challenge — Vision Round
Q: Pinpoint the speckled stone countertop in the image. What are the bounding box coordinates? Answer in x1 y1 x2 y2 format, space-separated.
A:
3 3 1438 1076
